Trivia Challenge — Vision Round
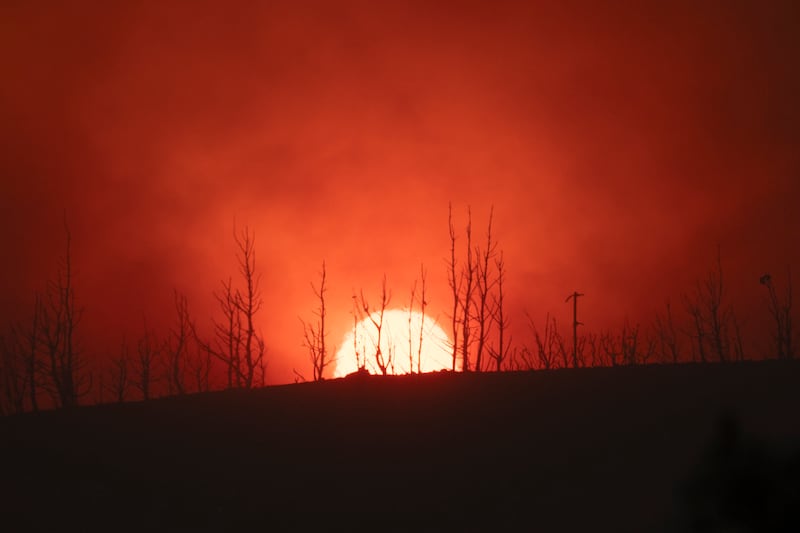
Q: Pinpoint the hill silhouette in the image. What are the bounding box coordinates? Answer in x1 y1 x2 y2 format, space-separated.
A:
2 361 799 531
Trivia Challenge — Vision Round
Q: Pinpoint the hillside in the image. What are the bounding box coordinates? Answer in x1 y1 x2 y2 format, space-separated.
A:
2 361 800 532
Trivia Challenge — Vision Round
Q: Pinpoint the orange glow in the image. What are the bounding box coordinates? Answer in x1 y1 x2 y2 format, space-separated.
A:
334 309 452 377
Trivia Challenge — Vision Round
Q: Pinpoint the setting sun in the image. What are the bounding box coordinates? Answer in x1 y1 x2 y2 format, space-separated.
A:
334 309 452 377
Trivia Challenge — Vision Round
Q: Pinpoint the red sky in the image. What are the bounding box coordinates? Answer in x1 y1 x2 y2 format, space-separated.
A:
2 1 799 383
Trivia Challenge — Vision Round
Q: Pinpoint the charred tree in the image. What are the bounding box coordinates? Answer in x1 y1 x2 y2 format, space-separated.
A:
447 203 461 371
301 261 330 381
488 251 512 372
760 269 794 360
39 221 90 408
359 275 392 375
474 206 496 372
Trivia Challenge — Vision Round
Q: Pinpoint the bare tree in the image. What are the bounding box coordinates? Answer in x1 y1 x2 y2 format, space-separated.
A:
196 225 266 389
585 332 600 367
620 319 640 366
108 337 130 403
705 250 731 363
685 249 733 363
684 293 708 363
760 268 794 360
39 221 90 408
447 203 461 371
526 312 564 370
654 300 680 364
358 275 392 375
2 296 43 413
684 248 735 363
0 330 26 415
416 264 427 374
233 226 265 388
488 251 512 372
408 278 417 374
641 329 657 366
351 295 365 371
574 334 588 368
731 313 745 362
301 261 330 381
190 339 213 392
599 329 619 367
134 319 159 400
474 206 496 372
24 295 41 411
209 277 243 388
460 208 475 372
166 290 192 396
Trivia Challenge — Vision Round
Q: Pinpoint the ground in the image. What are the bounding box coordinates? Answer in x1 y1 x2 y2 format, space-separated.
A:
2 361 799 532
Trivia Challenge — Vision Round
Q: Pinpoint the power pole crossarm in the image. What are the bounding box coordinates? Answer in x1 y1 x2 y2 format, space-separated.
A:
566 291 585 368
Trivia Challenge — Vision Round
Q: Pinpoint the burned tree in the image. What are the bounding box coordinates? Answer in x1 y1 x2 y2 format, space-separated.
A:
488 251 512 371
359 275 392 375
524 312 565 370
654 300 681 364
351 295 365 370
0 329 26 415
1 296 43 413
684 249 735 363
760 269 794 360
416 264 427 374
408 278 417 374
460 208 475 372
134 319 159 400
301 261 330 381
620 319 640 366
189 340 213 393
198 225 266 389
24 295 41 411
39 222 91 408
209 277 243 387
166 290 192 396
108 338 130 403
445 205 476 371
474 207 497 372
233 226 265 388
447 203 461 371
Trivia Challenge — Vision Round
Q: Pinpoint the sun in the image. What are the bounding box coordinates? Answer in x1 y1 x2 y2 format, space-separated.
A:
333 309 453 377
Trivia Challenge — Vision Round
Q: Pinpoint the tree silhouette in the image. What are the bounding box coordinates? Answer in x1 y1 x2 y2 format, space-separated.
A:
408 277 417 374
133 319 159 400
0 329 26 414
523 312 564 370
684 249 735 363
447 203 461 371
459 208 475 372
39 221 90 408
760 268 794 360
474 206 496 372
488 251 512 371
301 261 330 381
108 337 130 403
166 290 192 395
358 275 392 375
416 264 427 373
196 225 266 388
233 226 265 388
654 299 681 364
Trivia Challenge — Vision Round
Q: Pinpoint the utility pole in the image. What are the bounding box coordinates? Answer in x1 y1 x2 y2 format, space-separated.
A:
565 291 584 368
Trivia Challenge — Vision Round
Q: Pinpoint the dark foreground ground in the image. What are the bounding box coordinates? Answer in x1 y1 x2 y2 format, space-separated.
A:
2 361 800 532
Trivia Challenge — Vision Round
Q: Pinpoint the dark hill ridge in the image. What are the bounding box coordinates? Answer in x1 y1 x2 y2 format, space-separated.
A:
2 361 799 532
